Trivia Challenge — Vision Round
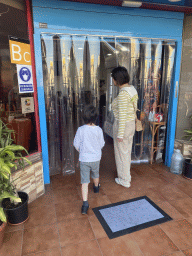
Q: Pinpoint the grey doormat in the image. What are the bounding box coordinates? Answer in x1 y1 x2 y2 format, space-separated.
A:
92 196 172 239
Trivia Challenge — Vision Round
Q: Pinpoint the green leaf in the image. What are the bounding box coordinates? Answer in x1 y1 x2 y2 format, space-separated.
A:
5 162 15 168
4 150 15 159
2 164 11 174
0 171 9 180
0 208 6 222
5 145 28 153
0 191 21 202
22 157 32 165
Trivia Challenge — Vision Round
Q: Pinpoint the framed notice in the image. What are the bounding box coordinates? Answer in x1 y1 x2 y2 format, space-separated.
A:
21 97 34 114
17 64 34 93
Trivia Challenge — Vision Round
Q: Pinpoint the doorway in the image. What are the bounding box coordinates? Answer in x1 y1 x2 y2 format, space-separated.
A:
40 34 176 176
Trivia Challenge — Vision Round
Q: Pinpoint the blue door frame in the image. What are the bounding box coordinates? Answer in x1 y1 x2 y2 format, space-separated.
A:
32 0 184 184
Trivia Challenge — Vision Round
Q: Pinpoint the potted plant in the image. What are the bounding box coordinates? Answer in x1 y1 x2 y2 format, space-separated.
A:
183 115 192 179
0 118 31 237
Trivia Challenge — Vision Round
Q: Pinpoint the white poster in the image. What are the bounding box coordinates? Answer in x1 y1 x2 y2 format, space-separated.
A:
21 97 34 114
17 64 34 93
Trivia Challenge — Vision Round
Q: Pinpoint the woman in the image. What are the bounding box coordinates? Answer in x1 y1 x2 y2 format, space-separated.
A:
111 66 138 188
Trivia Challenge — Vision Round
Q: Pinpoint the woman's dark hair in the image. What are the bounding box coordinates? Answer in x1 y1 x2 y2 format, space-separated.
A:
82 104 98 124
111 66 130 86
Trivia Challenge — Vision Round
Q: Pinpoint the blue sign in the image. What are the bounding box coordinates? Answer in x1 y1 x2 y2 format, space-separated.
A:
19 67 31 82
17 64 34 93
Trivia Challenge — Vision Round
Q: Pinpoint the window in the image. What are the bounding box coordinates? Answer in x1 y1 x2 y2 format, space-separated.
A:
0 1 38 155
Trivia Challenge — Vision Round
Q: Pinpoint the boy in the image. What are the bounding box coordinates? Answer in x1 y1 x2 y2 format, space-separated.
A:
73 104 105 214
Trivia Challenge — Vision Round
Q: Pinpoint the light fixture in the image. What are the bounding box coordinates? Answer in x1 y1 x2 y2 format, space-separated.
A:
122 0 142 8
168 0 181 2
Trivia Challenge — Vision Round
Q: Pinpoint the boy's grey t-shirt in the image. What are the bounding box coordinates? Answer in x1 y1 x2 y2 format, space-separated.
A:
73 125 105 162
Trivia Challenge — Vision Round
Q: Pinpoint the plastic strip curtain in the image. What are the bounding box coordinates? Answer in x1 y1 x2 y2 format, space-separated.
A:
156 42 176 161
41 34 176 172
41 34 100 175
115 38 175 163
41 34 61 175
59 35 75 175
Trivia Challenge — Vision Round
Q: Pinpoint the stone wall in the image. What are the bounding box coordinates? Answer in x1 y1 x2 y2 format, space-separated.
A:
176 14 192 140
175 139 192 158
11 160 45 203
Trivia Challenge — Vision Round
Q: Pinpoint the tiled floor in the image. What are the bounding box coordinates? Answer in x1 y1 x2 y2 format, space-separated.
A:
1 138 192 256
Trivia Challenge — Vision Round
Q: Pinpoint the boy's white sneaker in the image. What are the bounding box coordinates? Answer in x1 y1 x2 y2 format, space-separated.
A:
115 178 131 188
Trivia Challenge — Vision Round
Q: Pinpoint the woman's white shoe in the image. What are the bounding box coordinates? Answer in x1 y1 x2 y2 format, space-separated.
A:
115 178 130 188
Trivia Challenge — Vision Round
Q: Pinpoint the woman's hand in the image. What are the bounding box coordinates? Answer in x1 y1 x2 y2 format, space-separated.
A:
117 138 123 142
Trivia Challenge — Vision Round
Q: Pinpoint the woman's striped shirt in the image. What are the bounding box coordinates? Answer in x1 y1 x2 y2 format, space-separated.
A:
112 85 138 138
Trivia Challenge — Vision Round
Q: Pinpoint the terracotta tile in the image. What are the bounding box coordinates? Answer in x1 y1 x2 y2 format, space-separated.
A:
176 181 192 198
58 218 95 247
161 172 187 186
24 205 57 229
101 181 137 196
130 177 158 191
187 216 192 224
99 172 116 183
29 190 54 208
168 198 192 218
155 201 185 220
182 247 192 255
55 201 86 222
151 163 170 174
133 164 160 177
107 190 147 204
166 251 185 256
22 224 60 255
98 235 143 256
160 219 192 250
51 174 76 190
144 188 167 203
0 230 23 256
5 222 24 233
153 184 190 202
139 175 169 189
88 215 107 239
132 225 179 256
61 240 102 256
52 186 81 204
87 195 111 216
23 247 61 256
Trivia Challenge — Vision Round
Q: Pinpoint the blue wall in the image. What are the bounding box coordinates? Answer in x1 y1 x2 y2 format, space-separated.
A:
32 0 184 183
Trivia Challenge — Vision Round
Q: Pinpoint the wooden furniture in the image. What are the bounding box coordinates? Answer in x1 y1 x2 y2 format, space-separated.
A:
9 118 32 151
149 121 166 164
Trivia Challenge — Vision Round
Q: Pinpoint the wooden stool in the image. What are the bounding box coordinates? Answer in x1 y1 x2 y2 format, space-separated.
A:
149 121 166 164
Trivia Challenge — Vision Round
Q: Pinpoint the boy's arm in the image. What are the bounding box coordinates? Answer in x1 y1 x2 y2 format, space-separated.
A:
73 129 80 152
100 130 105 149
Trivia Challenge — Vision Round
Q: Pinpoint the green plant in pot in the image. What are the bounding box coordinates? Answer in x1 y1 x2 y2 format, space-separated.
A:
183 115 192 179
0 118 32 235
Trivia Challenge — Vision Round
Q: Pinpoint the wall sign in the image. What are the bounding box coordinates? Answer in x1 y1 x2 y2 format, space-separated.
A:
9 37 31 65
17 64 34 93
21 97 34 114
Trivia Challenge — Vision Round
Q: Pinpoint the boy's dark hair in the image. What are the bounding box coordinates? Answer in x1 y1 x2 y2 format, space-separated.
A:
82 104 98 124
111 66 130 86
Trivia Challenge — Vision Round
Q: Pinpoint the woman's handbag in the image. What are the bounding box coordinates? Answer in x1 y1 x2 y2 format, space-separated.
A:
135 118 143 131
103 110 114 138
103 120 113 138
132 102 143 132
